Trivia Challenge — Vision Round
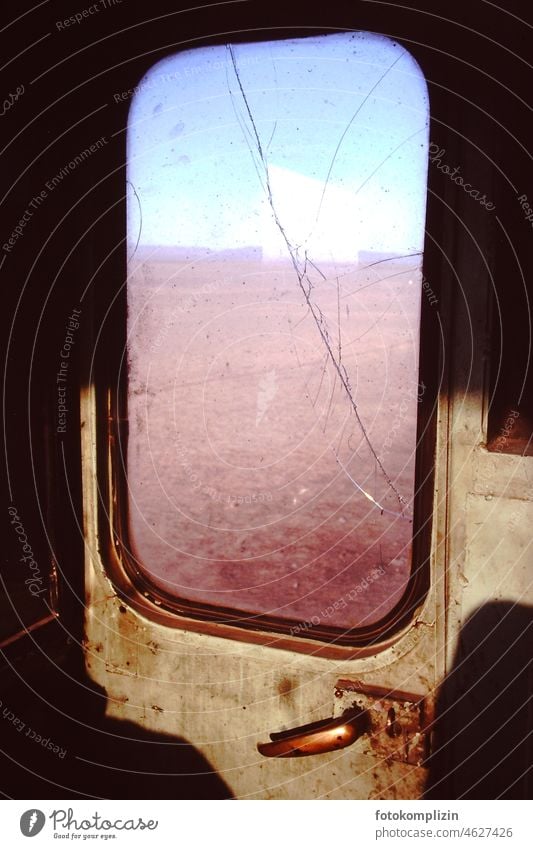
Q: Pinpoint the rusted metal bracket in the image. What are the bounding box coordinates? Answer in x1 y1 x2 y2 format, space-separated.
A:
333 679 433 767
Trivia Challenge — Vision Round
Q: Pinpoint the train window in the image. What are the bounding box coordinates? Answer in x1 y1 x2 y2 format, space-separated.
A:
123 32 429 634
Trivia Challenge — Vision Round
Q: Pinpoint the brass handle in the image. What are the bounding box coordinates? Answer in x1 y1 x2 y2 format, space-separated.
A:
257 711 368 758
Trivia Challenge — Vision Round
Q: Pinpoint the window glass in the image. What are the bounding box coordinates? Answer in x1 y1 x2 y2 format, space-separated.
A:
126 32 429 630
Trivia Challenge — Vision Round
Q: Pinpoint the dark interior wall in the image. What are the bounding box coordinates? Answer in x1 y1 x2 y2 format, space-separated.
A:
3 0 532 638
1 0 532 798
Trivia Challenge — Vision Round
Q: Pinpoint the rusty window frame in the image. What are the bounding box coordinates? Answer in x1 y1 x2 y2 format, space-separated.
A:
92 28 440 658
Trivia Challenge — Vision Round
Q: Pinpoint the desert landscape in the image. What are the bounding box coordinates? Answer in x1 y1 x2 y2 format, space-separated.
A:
125 248 422 630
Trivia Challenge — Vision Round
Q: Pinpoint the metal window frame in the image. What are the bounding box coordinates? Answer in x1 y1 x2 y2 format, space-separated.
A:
83 25 446 659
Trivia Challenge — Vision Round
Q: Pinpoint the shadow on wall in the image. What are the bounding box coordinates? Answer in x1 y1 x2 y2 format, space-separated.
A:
0 636 233 800
425 602 533 799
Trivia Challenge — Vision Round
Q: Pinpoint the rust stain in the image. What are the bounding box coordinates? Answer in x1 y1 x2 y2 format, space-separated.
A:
277 677 294 697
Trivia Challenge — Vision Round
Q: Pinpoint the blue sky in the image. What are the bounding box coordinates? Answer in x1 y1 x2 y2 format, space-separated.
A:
127 32 429 260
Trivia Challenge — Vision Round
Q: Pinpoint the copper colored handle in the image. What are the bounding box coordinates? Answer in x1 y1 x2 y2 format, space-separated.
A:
257 712 368 758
